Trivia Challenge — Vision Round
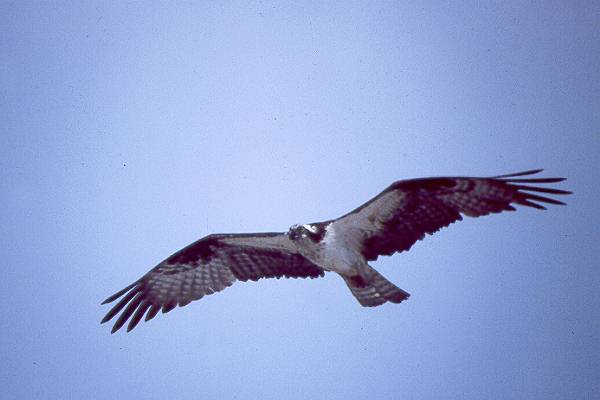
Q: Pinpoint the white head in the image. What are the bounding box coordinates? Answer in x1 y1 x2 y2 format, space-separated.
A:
287 223 327 242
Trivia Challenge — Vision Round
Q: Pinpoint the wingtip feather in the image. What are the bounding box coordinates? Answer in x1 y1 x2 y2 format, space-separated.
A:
492 169 543 178
522 192 567 206
109 292 144 333
514 185 572 195
161 300 177 314
101 282 137 304
127 302 151 332
145 305 160 322
501 177 566 183
517 199 547 210
100 288 139 324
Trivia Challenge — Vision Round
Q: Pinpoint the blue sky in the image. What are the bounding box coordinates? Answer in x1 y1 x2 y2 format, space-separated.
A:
1 2 598 399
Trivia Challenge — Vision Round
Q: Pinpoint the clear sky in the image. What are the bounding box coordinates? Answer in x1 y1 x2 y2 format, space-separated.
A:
1 1 598 399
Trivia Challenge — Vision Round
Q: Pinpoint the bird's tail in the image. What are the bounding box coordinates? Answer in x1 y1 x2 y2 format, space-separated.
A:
343 266 410 307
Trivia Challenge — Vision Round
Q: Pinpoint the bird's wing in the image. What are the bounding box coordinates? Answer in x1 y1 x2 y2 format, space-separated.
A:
101 232 324 333
330 169 571 261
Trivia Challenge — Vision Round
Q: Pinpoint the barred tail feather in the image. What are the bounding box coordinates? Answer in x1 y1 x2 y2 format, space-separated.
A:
343 268 410 307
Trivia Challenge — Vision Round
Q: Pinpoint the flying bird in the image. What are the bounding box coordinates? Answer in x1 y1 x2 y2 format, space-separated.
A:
101 169 570 333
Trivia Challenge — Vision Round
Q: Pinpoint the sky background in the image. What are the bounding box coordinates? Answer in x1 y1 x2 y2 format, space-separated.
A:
1 1 598 399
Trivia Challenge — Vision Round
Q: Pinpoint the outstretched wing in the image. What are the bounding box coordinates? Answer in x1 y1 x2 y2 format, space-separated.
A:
101 232 324 333
331 169 571 261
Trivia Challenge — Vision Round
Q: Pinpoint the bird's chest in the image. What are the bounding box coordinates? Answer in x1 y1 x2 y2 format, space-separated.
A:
302 226 364 275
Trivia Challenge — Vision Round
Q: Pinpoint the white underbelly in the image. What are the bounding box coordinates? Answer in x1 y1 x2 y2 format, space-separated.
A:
317 240 362 275
299 221 366 276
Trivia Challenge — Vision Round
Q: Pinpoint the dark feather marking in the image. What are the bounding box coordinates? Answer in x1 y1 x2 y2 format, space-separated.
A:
306 223 329 242
500 177 565 183
111 292 144 333
178 298 192 307
492 169 543 178
347 275 367 287
361 192 463 261
101 287 140 323
227 249 323 281
204 286 215 295
514 185 572 195
145 305 160 322
165 232 284 265
127 301 151 332
394 177 457 192
520 192 566 205
482 198 514 213
162 299 177 313
167 237 220 265
516 199 547 210
101 282 137 304
191 292 205 302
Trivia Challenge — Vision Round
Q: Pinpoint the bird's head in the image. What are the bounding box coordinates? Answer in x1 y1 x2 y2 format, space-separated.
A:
287 224 305 241
287 223 326 242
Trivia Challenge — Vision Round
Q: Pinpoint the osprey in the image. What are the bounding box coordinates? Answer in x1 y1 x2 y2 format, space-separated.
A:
102 169 570 333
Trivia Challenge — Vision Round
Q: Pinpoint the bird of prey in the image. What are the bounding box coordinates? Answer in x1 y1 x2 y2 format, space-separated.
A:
101 169 570 333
